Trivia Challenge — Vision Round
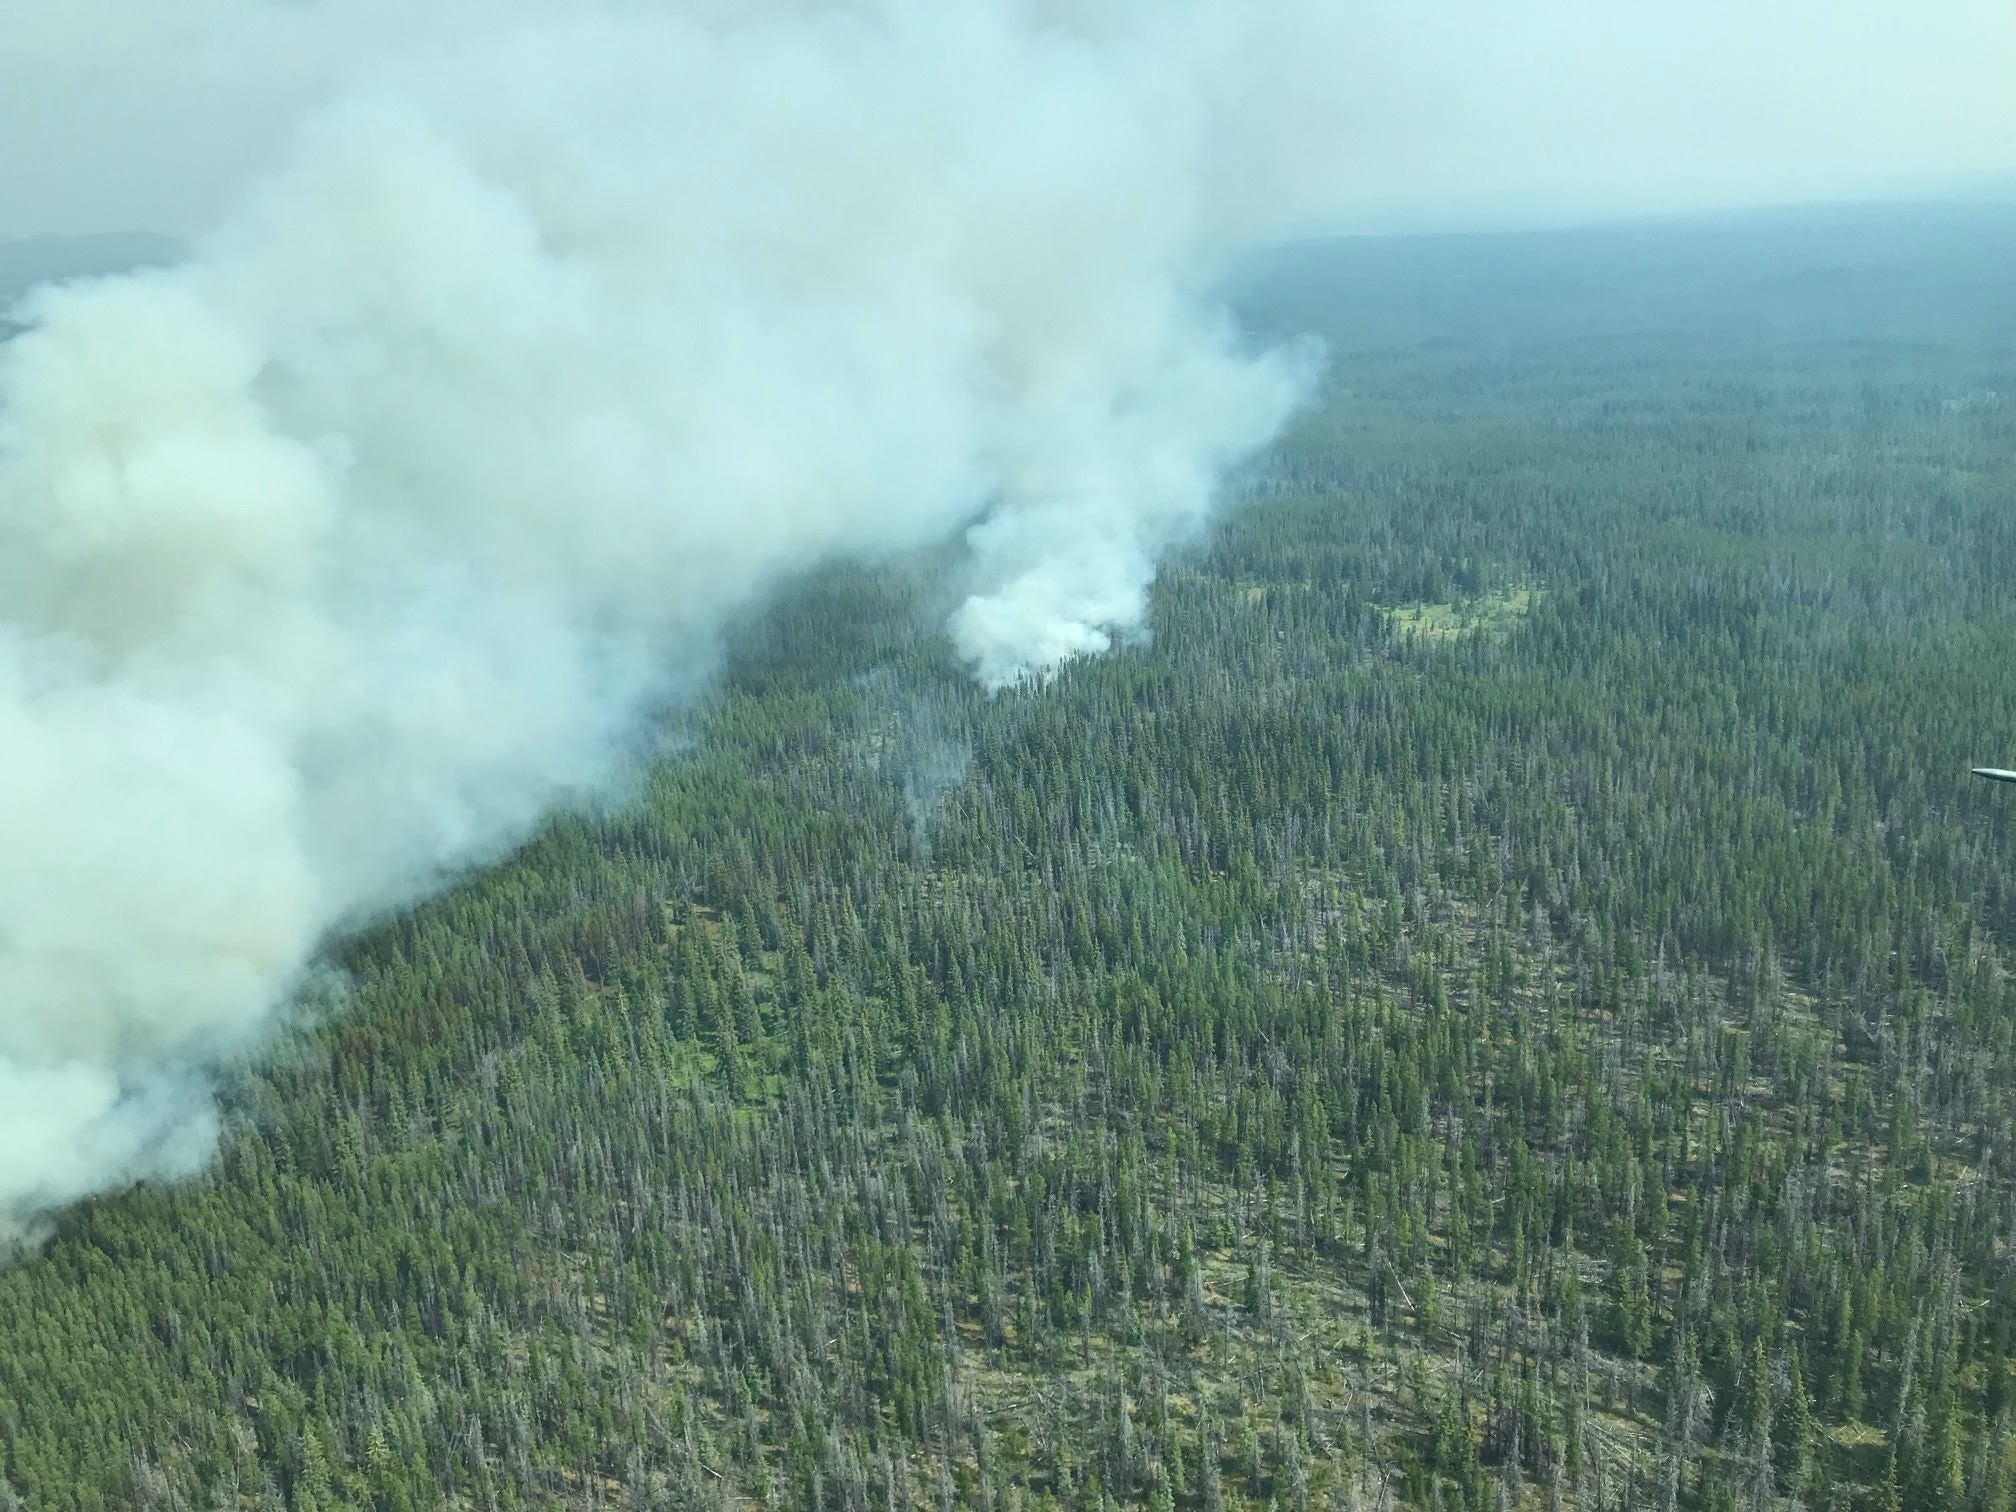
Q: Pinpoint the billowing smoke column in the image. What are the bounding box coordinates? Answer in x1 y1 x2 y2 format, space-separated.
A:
0 1 1312 1235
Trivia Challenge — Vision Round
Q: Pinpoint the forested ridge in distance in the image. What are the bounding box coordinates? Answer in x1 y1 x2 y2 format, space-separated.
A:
5 203 2016 1511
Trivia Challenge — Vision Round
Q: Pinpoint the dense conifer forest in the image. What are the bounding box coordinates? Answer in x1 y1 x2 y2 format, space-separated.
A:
5 203 2016 1511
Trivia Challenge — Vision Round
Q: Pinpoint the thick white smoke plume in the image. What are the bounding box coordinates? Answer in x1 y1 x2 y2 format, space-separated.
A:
0 1 1311 1234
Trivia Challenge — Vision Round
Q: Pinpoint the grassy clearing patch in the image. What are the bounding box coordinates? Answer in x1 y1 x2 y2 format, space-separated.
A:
1382 585 1541 641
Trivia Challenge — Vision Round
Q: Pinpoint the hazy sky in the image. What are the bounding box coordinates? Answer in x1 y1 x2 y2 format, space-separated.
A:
3 0 2013 241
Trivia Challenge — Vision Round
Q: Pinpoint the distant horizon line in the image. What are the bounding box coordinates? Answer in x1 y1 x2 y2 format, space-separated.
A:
6 181 2015 260
1275 177 2016 243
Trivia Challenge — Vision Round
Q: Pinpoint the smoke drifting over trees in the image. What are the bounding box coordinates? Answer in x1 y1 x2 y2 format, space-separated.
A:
0 2 1314 1233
